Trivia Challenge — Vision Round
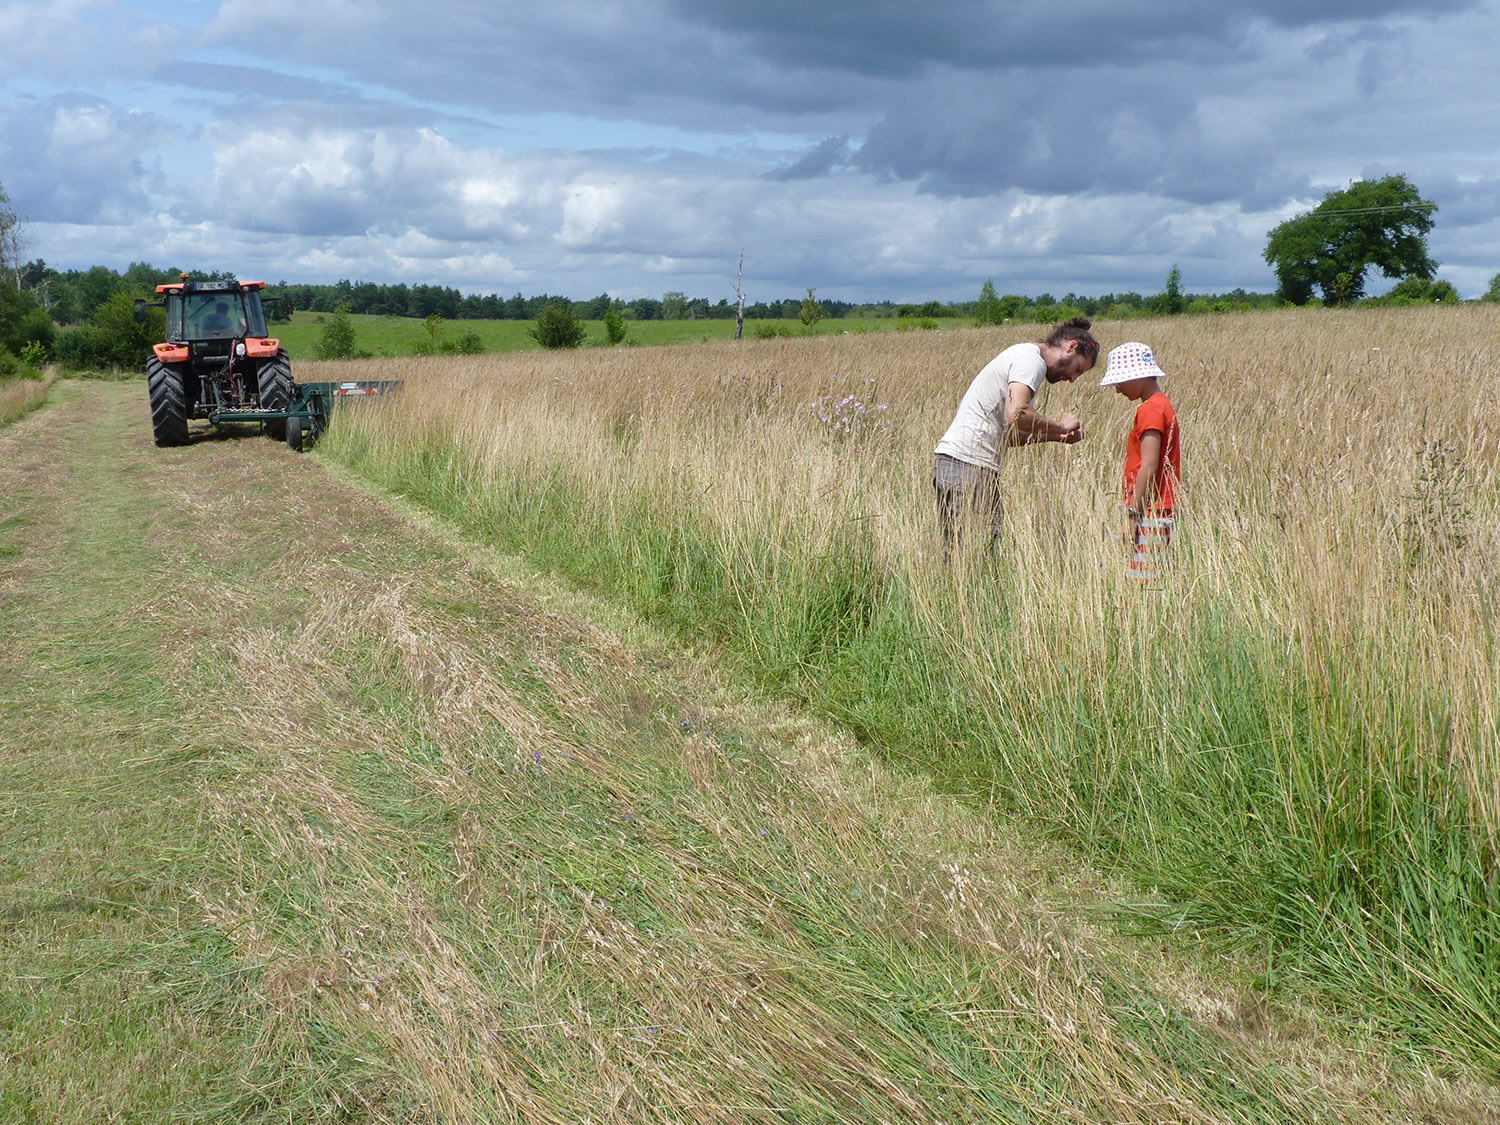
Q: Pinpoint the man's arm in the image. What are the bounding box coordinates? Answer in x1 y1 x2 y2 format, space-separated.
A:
1004 382 1082 445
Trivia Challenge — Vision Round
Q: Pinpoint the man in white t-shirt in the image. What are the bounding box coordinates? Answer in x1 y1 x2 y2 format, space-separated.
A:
932 316 1099 560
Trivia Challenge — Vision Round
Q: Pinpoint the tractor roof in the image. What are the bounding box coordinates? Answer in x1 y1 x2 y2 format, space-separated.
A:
155 279 266 295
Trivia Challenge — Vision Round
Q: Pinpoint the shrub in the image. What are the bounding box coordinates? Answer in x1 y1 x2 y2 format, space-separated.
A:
54 326 111 371
5 308 55 357
1364 276 1459 307
316 303 357 359
799 287 824 328
75 292 161 370
449 331 484 355
975 279 1003 327
604 309 627 345
529 303 585 349
753 322 794 340
19 340 46 378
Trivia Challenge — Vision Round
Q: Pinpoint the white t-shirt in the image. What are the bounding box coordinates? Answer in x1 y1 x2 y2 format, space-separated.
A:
933 343 1047 471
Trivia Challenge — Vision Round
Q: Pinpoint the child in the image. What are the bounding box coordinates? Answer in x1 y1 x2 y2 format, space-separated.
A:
1099 342 1182 582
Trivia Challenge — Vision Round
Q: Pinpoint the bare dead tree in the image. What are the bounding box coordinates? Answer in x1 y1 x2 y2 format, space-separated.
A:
0 181 23 293
733 251 747 341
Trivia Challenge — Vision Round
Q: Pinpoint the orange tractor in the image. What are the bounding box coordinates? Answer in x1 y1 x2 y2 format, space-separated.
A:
140 276 296 447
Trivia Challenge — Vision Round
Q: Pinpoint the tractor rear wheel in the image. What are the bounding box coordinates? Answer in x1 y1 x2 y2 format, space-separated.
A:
147 359 189 447
258 350 292 440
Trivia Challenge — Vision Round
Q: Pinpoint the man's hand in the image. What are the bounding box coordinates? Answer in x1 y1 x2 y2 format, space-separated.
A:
1058 412 1084 444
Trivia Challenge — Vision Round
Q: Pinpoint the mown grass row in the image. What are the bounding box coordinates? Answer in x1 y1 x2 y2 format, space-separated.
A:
316 305 1500 1075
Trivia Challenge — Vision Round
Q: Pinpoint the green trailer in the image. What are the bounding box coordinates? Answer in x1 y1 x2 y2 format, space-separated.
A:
207 379 401 451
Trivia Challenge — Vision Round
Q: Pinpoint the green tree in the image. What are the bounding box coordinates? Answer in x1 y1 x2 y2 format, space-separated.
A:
1264 175 1437 305
604 308 627 345
1482 273 1500 303
1380 276 1459 305
316 303 357 359
1151 264 1184 315
996 294 1028 321
529 303 585 349
799 286 824 328
0 180 54 363
85 290 160 369
975 279 1003 326
661 291 687 320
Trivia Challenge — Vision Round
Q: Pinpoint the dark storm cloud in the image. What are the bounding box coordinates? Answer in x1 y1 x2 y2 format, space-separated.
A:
215 0 1474 125
662 0 1475 78
844 64 1317 207
205 0 1481 211
769 136 853 181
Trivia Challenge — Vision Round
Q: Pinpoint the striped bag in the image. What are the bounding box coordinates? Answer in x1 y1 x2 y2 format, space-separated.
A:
1129 513 1175 583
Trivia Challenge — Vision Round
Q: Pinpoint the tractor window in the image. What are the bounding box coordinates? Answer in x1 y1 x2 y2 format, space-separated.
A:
164 290 270 340
181 293 266 339
187 295 247 339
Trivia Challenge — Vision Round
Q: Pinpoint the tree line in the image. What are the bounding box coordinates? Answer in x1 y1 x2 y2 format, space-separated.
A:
4 171 1499 374
16 257 1291 330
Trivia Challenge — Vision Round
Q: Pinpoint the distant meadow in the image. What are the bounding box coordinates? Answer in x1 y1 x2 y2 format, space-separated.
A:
269 309 925 361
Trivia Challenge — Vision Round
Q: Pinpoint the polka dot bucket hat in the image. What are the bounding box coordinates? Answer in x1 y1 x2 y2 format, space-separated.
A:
1099 341 1167 386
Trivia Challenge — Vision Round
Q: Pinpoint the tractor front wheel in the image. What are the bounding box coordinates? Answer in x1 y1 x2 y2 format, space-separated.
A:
147 359 189 447
259 350 292 440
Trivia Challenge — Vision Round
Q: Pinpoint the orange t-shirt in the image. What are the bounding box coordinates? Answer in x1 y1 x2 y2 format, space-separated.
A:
1123 392 1181 514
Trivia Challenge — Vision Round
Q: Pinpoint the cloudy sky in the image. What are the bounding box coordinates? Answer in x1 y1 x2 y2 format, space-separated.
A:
3 0 1499 303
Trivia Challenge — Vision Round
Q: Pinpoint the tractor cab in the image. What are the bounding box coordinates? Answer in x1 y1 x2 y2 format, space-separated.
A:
160 280 270 344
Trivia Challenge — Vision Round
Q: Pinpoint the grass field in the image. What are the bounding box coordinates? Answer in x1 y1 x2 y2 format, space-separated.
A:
312 304 1500 1076
13 382 1497 1120
269 310 937 360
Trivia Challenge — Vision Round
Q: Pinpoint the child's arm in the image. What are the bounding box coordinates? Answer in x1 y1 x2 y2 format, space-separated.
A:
1121 430 1163 542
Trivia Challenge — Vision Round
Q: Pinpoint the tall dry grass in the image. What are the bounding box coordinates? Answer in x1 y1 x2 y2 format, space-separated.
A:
0 372 49 428
315 304 1500 1067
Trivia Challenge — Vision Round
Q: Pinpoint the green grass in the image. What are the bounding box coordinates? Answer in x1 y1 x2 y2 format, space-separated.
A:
269 311 942 360
0 386 309 1118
